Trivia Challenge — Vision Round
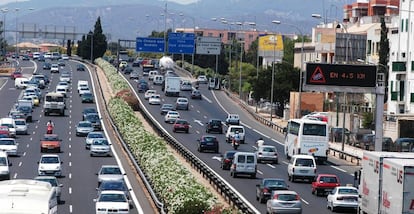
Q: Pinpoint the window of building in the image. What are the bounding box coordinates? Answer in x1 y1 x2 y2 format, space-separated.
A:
219 33 223 38
402 19 404 32
392 62 406 71
406 19 409 32
249 34 253 39
412 61 414 71
208 33 213 37
367 40 372 55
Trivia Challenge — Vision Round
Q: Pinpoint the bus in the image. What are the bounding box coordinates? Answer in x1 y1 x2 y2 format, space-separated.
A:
284 118 329 162
0 179 57 213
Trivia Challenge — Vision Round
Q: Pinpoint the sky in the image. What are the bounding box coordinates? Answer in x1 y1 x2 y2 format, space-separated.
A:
166 0 199 4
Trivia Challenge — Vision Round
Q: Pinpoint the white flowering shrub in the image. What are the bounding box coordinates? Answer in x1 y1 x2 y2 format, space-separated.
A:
103 78 217 213
95 58 129 93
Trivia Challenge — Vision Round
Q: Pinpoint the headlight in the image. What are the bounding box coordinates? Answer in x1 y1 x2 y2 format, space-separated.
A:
55 166 60 170
40 166 45 170
0 171 9 175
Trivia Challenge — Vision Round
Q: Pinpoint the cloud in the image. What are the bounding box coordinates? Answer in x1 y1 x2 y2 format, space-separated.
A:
166 0 199 5
0 0 28 6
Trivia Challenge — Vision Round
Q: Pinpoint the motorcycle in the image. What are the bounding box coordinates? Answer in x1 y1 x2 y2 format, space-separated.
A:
47 124 53 134
232 138 240 150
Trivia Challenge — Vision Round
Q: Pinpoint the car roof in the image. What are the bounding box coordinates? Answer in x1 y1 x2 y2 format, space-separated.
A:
317 174 338 177
271 190 298 195
293 154 316 159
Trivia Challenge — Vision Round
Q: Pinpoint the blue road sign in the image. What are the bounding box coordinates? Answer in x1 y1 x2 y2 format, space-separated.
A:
136 37 165 53
168 32 195 54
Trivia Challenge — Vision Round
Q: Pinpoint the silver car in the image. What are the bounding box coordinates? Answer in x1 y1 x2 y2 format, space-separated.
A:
266 190 302 214
85 132 105 149
75 121 94 137
34 176 63 203
97 165 125 185
90 138 111 157
255 145 278 164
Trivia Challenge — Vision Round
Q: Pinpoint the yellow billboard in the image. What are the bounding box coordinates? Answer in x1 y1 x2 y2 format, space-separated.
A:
258 34 284 52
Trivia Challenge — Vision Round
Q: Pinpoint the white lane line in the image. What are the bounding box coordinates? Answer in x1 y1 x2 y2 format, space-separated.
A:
68 152 71 157
69 162 72 167
257 170 263 175
30 137 32 141
69 173 72 179
301 198 309 205
18 162 22 167
202 95 212 103
23 152 26 156
69 131 71 135
197 110 200 113
283 161 289 165
203 115 207 119
68 137 71 141
272 138 284 146
69 205 73 213
267 164 276 169
69 144 71 148
13 173 17 179
243 123 252 129
252 145 257 150
196 130 200 134
331 165 347 173
0 79 8 90
69 187 72 194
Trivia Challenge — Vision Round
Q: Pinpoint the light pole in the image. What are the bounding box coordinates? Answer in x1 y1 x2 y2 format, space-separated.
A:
236 22 244 98
162 2 167 56
88 32 93 63
1 8 8 59
14 7 19 60
179 12 196 74
272 20 304 118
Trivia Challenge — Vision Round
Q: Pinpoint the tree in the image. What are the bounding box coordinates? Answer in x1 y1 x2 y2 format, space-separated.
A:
77 17 107 61
379 17 390 103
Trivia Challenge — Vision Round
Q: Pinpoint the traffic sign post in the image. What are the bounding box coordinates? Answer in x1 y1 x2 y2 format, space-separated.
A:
136 37 165 53
167 32 195 54
196 37 221 55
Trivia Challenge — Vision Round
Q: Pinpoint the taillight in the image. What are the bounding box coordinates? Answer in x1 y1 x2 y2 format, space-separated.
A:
295 194 301 200
224 159 231 163
263 188 269 193
232 163 236 168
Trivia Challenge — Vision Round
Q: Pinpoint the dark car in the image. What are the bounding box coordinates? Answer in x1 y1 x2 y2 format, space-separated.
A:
81 92 94 103
173 119 190 133
256 178 289 203
197 135 219 153
138 81 149 93
82 107 97 120
220 150 237 170
43 62 51 70
77 64 86 71
22 55 30 61
58 59 65 66
10 70 22 79
129 71 139 79
38 55 45 61
160 104 174 115
132 60 141 67
191 89 202 100
206 119 223 134
97 180 131 199
85 113 102 131
123 66 133 75
329 127 350 142
390 137 414 152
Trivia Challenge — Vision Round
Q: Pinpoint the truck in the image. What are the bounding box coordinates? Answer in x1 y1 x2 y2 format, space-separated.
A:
164 76 181 97
159 56 174 73
379 158 414 214
357 151 414 214
43 92 65 116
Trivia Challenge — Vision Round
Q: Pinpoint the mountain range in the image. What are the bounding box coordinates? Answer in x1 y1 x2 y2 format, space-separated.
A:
0 0 351 43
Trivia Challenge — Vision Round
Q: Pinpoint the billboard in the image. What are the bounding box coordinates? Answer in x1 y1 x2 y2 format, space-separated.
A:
168 32 195 54
258 34 284 59
136 37 165 53
196 36 221 55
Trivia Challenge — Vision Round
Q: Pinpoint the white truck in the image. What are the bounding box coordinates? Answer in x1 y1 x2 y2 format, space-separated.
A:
357 151 414 214
43 92 65 116
380 158 414 214
164 76 181 97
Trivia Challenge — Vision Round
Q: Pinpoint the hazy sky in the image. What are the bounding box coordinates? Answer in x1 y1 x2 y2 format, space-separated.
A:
166 0 199 4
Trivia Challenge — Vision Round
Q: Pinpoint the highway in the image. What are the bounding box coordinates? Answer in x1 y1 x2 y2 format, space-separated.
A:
0 58 155 214
119 62 360 214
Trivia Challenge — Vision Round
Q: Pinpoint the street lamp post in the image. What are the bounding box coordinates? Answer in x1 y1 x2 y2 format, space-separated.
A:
1 8 8 59
236 22 244 99
272 20 304 118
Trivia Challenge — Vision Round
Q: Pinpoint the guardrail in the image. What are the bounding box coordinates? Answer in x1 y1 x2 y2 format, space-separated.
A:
83 60 166 213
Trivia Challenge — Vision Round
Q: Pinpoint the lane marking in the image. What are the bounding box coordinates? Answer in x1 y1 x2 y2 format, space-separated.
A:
69 187 72 194
301 198 309 205
331 165 347 173
13 173 17 179
69 205 72 213
69 144 71 148
18 162 22 167
267 164 276 169
23 152 26 156
68 152 71 157
69 173 72 179
257 170 263 175
283 161 289 165
69 162 72 167
202 95 212 103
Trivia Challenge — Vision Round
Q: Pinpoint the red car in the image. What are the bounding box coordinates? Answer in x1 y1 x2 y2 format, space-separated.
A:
172 119 190 133
311 174 340 196
0 126 10 138
10 70 23 79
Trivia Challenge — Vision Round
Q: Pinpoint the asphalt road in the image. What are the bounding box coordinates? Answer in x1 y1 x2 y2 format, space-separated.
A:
0 58 155 214
119 62 360 214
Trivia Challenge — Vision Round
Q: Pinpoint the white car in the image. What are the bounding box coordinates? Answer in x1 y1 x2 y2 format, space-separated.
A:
14 118 28 135
90 138 111 157
55 85 67 97
287 154 317 183
97 165 125 185
197 75 208 84
79 86 91 96
94 190 130 214
57 81 70 91
37 154 63 177
148 94 161 105
59 73 71 83
175 97 189 110
164 111 180 123
21 96 35 107
326 186 359 212
0 138 18 156
50 64 59 73
180 80 192 91
61 54 69 60
85 131 105 149
225 113 240 125
144 90 157 100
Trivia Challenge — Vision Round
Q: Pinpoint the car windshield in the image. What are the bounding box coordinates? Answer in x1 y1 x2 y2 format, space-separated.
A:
320 176 338 183
264 180 287 188
338 188 358 195
0 139 15 145
0 157 7 166
169 112 178 115
162 104 173 109
100 182 127 191
43 135 59 141
86 114 99 121
83 108 97 114
41 157 59 163
88 133 103 138
231 127 244 133
303 123 326 136
295 158 315 167
98 193 127 202
262 147 276 152
79 122 92 127
101 167 121 175
275 194 298 201
93 139 108 146
14 120 25 125
1 124 13 128
176 120 188 125
203 136 217 142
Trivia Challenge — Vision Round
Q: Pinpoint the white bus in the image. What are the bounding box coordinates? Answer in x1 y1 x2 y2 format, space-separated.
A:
0 179 57 214
284 118 329 163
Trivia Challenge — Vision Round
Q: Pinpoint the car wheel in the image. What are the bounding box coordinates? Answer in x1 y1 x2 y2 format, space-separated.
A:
251 174 256 179
331 203 336 212
259 194 265 204
186 130 189 134
232 172 237 178
288 174 291 181
173 129 176 133
315 189 320 196
291 175 296 182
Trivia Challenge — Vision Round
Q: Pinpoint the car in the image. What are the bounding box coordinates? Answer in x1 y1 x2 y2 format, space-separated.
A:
97 180 131 200
311 174 340 196
256 178 289 203
82 107 97 120
129 71 139 79
57 81 70 91
81 92 94 103
144 90 157 100
0 126 10 138
50 64 59 73
197 75 208 84
75 121 94 137
37 154 63 177
326 186 359 212
78 86 91 96
175 97 189 110
97 165 125 185
164 111 180 123
132 60 141 67
76 64 86 71
160 104 174 115
43 62 51 70
94 190 130 213
148 70 158 81
10 70 23 79
256 145 278 164
180 80 192 91
225 113 240 125
225 125 246 144
172 119 190 133
123 66 133 75
85 113 102 131
14 118 28 135
148 94 161 105
85 131 105 149
329 127 350 142
40 134 61 153
59 73 71 83
206 119 223 134
119 61 128 69
191 89 202 99
90 138 111 157
197 135 219 153
34 176 63 203
230 152 257 178
0 138 18 156
38 55 45 61
57 59 65 66
61 54 69 60
266 190 302 214
287 154 317 183
22 54 30 60
137 81 149 93
220 150 237 170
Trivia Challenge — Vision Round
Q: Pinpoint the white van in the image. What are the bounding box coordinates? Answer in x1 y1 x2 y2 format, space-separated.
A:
287 154 317 183
0 151 11 180
225 125 246 143
230 152 257 178
0 118 16 138
153 75 164 85
148 70 158 81
77 80 89 93
15 77 29 89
